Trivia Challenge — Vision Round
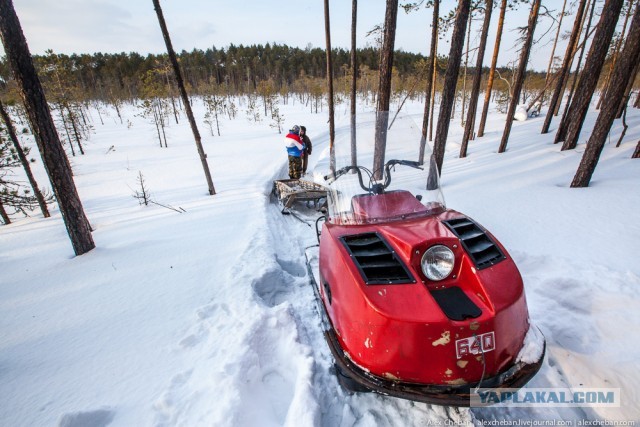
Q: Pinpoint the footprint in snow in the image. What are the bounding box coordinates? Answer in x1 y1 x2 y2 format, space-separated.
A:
58 408 115 427
251 266 294 307
276 255 307 278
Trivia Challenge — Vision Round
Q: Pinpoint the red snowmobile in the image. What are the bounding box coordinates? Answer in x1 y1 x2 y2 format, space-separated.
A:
305 113 545 406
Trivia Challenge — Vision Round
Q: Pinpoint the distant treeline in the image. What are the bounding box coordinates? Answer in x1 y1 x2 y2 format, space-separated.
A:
0 42 545 104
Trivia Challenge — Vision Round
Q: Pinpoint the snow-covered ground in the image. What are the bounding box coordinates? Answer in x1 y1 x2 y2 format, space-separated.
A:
1 96 638 426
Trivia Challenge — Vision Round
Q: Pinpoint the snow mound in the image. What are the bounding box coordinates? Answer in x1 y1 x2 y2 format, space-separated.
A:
514 105 528 122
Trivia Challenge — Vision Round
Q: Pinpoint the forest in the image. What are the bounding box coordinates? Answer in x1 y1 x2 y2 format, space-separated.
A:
0 43 549 118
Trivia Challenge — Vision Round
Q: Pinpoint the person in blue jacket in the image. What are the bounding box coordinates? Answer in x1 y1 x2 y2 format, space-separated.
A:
285 125 305 179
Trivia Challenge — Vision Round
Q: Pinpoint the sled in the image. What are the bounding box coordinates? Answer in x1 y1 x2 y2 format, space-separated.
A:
272 179 327 210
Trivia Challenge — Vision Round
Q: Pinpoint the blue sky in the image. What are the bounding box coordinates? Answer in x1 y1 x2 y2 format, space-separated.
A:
4 0 582 71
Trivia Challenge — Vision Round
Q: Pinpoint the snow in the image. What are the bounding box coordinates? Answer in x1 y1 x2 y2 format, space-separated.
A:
514 105 529 122
515 325 545 365
1 96 639 426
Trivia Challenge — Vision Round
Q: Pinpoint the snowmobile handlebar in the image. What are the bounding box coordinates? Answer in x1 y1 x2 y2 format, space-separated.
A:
380 160 423 193
323 160 423 194
323 166 367 190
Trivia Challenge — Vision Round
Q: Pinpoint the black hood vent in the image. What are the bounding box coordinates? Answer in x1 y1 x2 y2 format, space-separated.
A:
443 217 506 270
341 232 415 285
430 286 482 321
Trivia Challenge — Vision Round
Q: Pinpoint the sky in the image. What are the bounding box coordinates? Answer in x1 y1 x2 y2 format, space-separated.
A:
3 0 585 71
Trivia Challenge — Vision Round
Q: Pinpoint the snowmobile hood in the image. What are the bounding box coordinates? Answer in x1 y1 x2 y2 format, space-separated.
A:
325 209 524 324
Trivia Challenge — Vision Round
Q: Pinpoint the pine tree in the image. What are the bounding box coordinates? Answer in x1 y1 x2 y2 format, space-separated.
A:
0 0 94 255
571 2 640 187
477 0 507 138
0 198 10 224
556 0 597 143
432 0 471 174
538 0 567 115
324 0 336 173
0 124 46 220
373 0 399 179
460 0 493 158
559 0 625 151
0 100 50 217
419 0 439 164
138 69 169 147
152 0 216 195
498 0 541 153
596 0 636 110
350 0 358 169
541 0 588 134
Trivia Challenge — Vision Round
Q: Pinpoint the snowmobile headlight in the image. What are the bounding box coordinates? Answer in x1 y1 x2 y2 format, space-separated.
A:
421 245 455 281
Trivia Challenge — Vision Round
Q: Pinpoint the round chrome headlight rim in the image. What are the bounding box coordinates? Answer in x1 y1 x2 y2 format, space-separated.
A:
420 244 455 281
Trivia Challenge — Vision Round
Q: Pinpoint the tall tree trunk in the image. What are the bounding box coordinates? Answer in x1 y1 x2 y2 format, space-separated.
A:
60 108 76 157
350 0 358 169
597 0 635 110
460 0 493 158
615 97 629 147
0 199 10 224
152 104 163 147
0 100 50 218
539 0 567 114
114 100 123 124
419 0 439 164
0 0 94 255
527 71 560 111
616 62 639 117
560 0 625 151
152 0 216 195
541 0 588 134
633 140 640 158
571 3 640 187
555 0 597 143
554 0 592 117
373 0 399 180
428 49 437 142
324 0 336 173
477 0 507 138
460 7 474 127
389 76 420 128
498 0 541 153
432 0 471 175
67 106 85 155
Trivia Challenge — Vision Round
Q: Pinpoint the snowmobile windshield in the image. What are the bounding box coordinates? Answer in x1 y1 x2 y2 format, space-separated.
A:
315 112 446 225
